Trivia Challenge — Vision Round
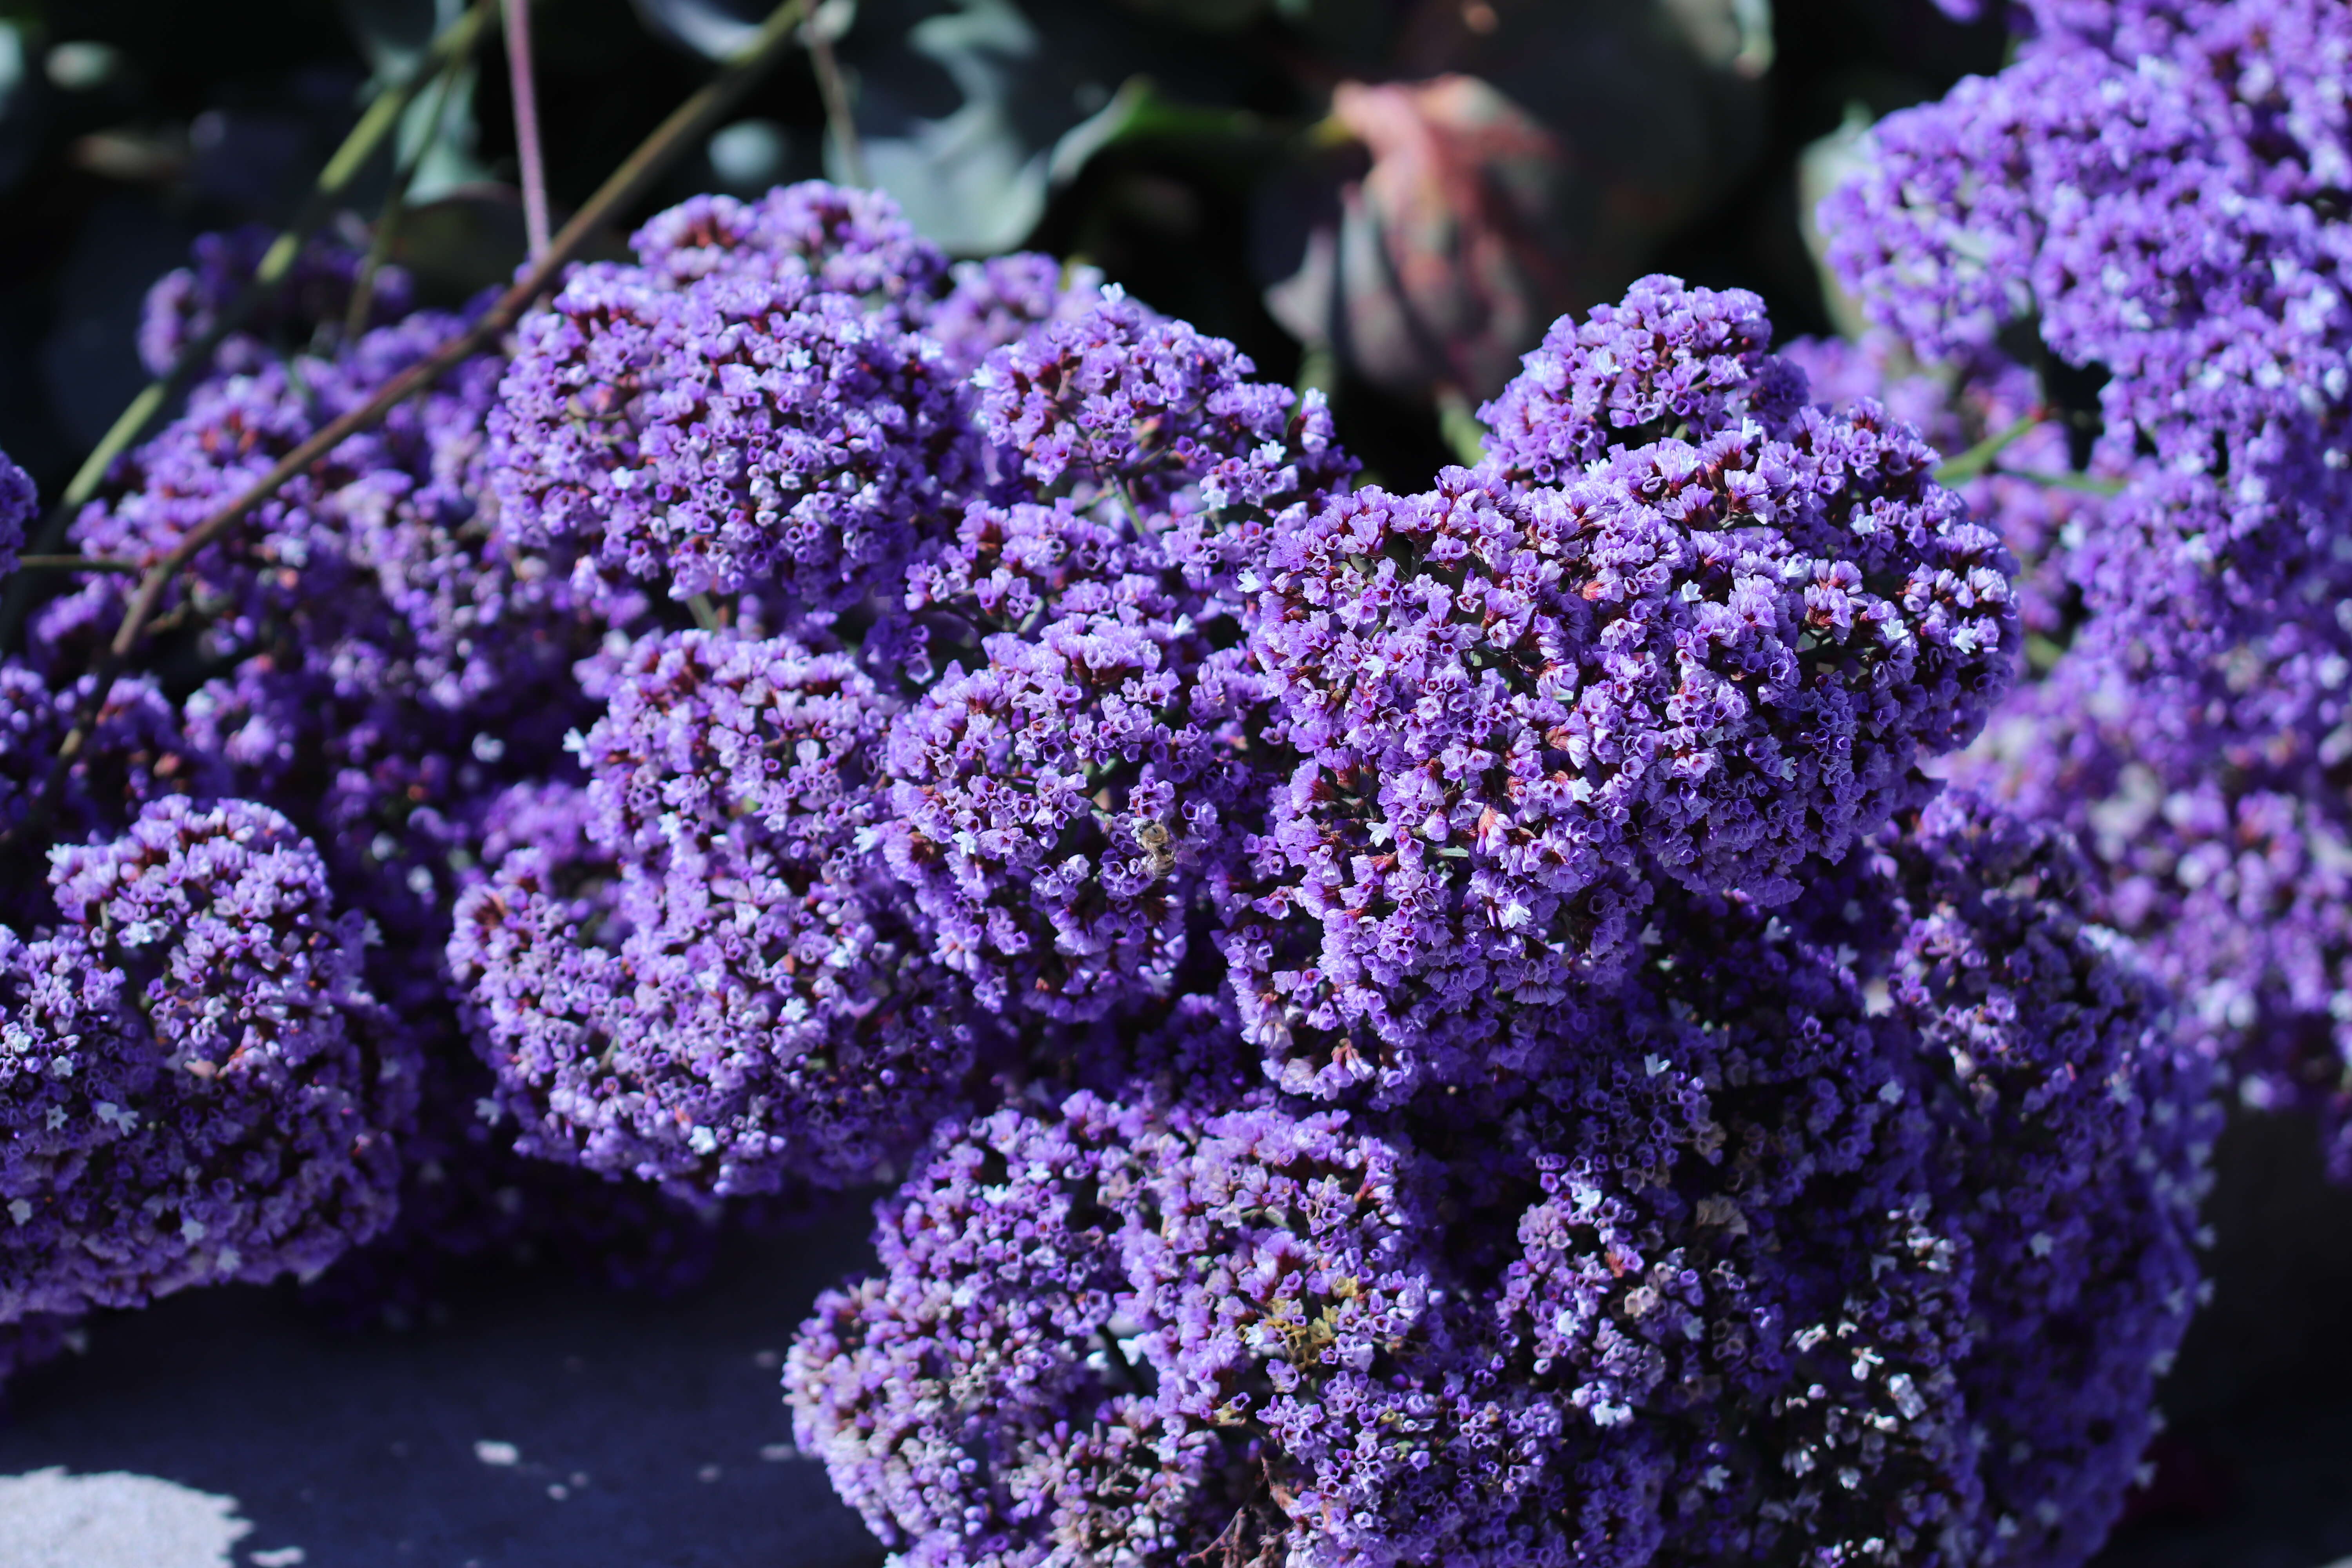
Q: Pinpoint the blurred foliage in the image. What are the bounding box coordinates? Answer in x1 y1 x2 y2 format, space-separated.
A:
0 0 2003 502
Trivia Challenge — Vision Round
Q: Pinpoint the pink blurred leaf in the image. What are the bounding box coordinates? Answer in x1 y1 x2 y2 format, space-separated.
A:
1262 0 1769 402
1265 75 1577 401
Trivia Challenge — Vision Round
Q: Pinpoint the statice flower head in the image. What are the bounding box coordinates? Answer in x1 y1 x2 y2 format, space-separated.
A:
1778 332 2101 644
0 798 411 1326
881 503 1259 1022
304 775 791 1324
790 1076 1530 1568
972 286 1356 517
488 264 977 608
136 225 415 379
1233 347 2016 1098
1956 645 2352 1170
0 445 31 580
629 180 949 312
1486 901 1980 1566
63 307 601 973
924 252 1109 377
1475 274 1808 485
55 360 318 644
1844 792 2215 1568
1822 0 2352 669
1820 2 2352 1185
58 307 576 700
789 795 2209 1568
44 296 656 1321
450 632 977 1194
855 292 1352 1034
0 662 225 927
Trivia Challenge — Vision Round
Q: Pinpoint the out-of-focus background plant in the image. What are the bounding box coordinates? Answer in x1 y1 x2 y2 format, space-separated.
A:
0 0 1999 503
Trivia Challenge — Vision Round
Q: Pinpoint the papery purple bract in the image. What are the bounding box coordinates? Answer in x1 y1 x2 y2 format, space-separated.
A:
1229 282 2015 1101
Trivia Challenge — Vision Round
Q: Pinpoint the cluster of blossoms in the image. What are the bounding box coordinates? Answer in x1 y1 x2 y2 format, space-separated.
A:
792 798 2209 1568
0 798 410 1356
136 224 417 380
0 165 2221 1568
1823 0 2352 1171
7 229 756 1335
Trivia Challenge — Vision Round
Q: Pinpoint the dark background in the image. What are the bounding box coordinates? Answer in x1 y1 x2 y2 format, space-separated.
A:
0 0 2002 501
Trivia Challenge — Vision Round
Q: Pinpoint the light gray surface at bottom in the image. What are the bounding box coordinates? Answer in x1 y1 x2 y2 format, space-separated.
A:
0 1213 887 1568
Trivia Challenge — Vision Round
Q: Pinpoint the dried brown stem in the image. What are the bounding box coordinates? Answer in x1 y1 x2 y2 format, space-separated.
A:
504 0 553 259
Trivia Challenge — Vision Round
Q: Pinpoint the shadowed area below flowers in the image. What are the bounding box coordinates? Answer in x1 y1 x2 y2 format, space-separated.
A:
4 1116 2352 1566
0 1212 884 1568
2091 1110 2352 1568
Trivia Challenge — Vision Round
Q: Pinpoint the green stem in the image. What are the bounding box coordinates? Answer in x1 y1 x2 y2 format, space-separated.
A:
1997 467 2126 497
15 555 144 575
1932 408 2043 485
347 32 472 340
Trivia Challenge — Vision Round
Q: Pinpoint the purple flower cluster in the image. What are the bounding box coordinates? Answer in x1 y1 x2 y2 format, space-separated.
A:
882 493 1263 1022
488 264 976 608
0 447 31 581
0 663 222 926
1869 796 2214 1568
789 794 2210 1568
631 183 949 310
1778 334 2096 646
1477 272 1806 484
449 631 977 1194
728 257 2200 1566
0 798 410 1333
138 224 416 379
1823 1 2352 1176
20 267 676 1317
970 285 1353 517
0 168 2223 1568
925 254 1109 377
1824 0 2352 672
1955 649 2352 1172
460 209 1349 1179
1232 283 2015 1101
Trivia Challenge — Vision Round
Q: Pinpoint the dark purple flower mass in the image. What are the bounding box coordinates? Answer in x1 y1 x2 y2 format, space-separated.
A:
1229 280 2016 1102
137 225 415 380
0 447 32 582
1824 0 2352 673
0 798 411 1330
488 190 978 610
789 798 2209 1568
971 285 1354 519
1822 0 2352 1195
1476 271 1806 485
924 253 1109 378
630 181 949 313
450 632 978 1194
